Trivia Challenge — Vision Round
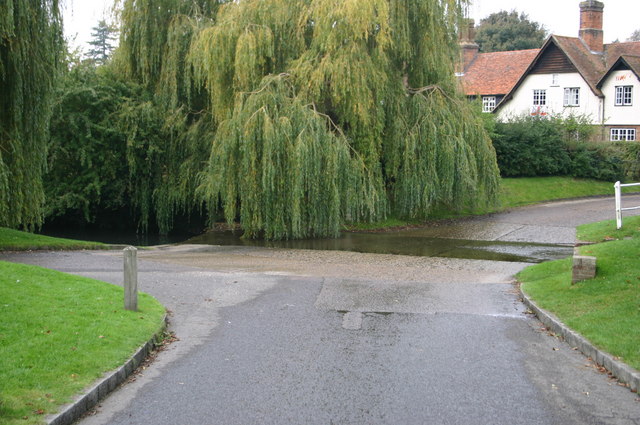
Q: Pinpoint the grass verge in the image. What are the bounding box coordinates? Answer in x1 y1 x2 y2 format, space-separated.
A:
499 176 629 209
348 177 629 231
519 215 640 372
0 261 166 425
0 227 107 251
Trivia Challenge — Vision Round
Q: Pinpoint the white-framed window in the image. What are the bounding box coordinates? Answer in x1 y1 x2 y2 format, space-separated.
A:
563 87 580 107
610 128 636 141
615 86 633 106
551 73 559 86
533 89 546 106
482 96 496 113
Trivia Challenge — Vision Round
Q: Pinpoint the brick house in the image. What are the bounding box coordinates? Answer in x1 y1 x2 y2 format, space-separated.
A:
459 1 640 141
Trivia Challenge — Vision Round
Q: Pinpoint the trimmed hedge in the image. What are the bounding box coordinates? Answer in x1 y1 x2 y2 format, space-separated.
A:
492 116 640 182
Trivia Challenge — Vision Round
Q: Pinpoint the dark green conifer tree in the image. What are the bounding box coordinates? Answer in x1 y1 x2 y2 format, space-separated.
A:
87 19 118 65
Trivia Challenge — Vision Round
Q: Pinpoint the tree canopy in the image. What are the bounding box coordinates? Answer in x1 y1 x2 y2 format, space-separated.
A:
87 19 118 65
474 10 547 53
0 0 64 230
106 0 501 239
627 29 640 42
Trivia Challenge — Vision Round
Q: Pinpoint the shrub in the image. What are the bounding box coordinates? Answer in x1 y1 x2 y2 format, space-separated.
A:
492 115 640 182
566 141 625 182
493 116 570 177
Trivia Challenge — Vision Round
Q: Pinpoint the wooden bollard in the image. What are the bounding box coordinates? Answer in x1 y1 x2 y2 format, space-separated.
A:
123 246 138 311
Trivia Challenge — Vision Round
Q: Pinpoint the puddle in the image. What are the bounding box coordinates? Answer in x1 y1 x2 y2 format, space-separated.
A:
184 230 573 263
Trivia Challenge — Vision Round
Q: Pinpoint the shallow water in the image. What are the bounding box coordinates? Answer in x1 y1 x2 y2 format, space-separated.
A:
185 230 573 263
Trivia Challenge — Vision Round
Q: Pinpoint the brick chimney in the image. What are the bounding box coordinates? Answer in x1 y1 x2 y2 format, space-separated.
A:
457 19 479 74
579 0 604 53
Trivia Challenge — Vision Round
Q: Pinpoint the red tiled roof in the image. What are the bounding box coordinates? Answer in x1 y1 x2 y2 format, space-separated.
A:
460 49 539 96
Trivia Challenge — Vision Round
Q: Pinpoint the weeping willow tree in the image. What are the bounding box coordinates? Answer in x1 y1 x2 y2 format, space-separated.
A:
192 0 499 238
201 75 381 239
115 0 500 239
114 0 222 233
0 0 63 229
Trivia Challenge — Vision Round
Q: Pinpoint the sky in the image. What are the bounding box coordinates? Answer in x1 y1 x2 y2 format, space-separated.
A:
63 0 639 52
470 0 637 43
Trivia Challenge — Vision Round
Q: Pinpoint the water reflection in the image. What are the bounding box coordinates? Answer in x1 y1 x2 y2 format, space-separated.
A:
185 230 573 263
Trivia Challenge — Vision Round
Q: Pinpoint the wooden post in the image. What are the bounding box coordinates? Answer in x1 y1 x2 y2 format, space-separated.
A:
123 246 138 311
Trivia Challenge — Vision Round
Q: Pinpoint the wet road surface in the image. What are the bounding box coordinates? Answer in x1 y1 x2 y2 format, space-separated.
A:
3 196 640 424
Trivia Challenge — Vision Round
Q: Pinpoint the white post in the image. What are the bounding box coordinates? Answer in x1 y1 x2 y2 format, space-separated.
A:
123 246 138 311
614 181 622 230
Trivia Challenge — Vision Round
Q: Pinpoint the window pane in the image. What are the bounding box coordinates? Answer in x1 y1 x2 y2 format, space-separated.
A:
615 86 623 105
563 88 579 106
624 86 632 105
482 96 496 113
610 129 619 141
615 86 633 106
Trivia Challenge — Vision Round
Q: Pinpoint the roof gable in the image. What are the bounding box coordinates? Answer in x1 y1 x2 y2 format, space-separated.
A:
496 36 605 111
530 43 577 74
597 55 640 88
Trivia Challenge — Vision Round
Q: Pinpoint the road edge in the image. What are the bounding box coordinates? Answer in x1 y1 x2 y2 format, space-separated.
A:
45 315 168 425
520 288 639 393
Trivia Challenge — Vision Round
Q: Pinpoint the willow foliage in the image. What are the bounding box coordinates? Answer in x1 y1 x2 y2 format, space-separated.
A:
201 75 381 239
189 0 306 122
115 0 500 239
115 0 221 232
0 0 63 229
385 87 500 217
116 0 219 89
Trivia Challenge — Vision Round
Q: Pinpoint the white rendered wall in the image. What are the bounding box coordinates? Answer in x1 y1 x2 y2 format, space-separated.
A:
497 73 603 123
600 70 640 126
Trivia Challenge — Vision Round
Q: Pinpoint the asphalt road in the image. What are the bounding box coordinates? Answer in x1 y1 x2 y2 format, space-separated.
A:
3 196 640 424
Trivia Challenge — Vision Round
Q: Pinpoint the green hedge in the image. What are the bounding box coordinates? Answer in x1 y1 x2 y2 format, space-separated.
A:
492 116 640 182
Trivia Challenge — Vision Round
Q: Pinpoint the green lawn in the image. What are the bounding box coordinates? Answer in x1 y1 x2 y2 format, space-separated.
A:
349 177 626 230
499 176 625 209
519 216 640 371
0 227 107 251
0 261 166 425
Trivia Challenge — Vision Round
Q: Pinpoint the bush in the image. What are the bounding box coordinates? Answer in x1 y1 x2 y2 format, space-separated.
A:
566 141 625 182
493 116 570 177
492 115 640 182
